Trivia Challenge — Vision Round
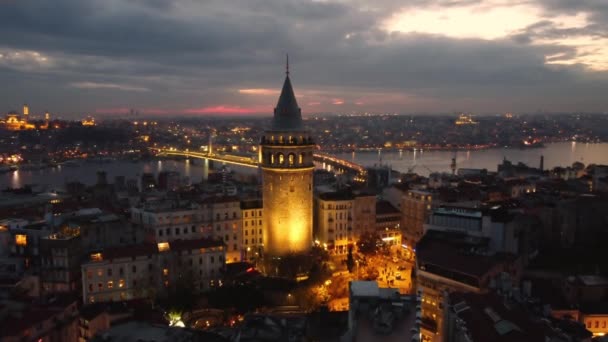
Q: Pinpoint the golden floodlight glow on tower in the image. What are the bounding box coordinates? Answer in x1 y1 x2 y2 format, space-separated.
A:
260 56 314 256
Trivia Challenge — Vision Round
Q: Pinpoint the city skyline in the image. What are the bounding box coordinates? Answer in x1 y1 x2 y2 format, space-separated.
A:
1 0 608 117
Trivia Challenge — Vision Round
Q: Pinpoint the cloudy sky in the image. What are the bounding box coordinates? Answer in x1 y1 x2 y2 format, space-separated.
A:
1 0 608 117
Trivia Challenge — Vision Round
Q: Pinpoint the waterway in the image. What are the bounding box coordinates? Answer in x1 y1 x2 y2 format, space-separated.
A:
2 142 608 189
336 142 608 176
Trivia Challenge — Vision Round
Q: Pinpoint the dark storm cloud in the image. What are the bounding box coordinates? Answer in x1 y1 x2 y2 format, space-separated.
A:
0 0 607 115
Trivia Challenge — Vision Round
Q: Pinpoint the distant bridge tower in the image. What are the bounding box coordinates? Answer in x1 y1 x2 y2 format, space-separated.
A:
260 56 314 256
208 130 214 155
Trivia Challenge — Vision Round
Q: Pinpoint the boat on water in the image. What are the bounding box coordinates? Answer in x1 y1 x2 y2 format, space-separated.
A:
61 160 82 167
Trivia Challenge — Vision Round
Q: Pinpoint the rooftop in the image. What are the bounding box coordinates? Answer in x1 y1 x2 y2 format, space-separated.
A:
577 275 608 287
433 206 483 219
90 321 228 342
199 195 241 205
318 191 354 201
376 201 401 215
350 281 380 297
448 291 589 342
87 238 224 262
241 199 263 210
271 61 303 131
417 230 514 279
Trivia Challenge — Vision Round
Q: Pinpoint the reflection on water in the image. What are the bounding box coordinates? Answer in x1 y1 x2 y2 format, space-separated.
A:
10 170 20 189
1 159 255 189
338 142 608 177
2 142 608 189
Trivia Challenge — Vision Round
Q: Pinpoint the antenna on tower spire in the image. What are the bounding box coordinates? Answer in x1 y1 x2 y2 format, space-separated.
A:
286 54 290 76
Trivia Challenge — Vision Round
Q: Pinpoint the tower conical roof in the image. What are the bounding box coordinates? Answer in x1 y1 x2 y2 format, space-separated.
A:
272 59 302 130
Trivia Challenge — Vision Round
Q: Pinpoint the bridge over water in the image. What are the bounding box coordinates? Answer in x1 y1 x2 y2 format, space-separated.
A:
151 148 366 179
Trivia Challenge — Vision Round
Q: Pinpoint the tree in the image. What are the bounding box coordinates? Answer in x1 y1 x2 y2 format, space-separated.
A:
346 245 355 273
358 231 380 255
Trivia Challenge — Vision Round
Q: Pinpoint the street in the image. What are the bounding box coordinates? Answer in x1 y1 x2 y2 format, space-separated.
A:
321 245 416 311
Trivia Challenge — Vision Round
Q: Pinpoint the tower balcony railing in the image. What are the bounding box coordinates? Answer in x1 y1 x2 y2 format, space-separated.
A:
260 137 315 145
264 162 315 169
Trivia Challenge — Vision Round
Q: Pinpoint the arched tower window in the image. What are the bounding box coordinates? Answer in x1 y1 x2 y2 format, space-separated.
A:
299 153 304 165
279 136 284 144
278 153 284 165
270 154 275 164
288 153 295 166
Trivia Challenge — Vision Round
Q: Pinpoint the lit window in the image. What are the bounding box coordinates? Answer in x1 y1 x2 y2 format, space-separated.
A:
157 242 170 252
15 234 27 246
119 279 125 288
107 281 113 289
163 268 169 276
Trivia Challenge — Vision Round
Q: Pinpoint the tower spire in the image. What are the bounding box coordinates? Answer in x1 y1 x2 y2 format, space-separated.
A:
273 54 302 130
286 53 290 76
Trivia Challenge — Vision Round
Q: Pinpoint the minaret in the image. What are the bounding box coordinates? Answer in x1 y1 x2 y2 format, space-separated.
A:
23 104 29 121
260 56 314 256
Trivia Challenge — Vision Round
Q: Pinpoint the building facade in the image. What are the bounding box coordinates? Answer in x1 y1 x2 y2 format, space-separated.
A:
81 238 225 304
415 230 521 342
315 192 355 255
241 199 264 262
403 189 434 247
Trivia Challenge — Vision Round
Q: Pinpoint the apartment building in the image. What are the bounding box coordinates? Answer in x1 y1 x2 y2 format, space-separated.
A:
415 230 521 342
81 238 225 304
315 192 355 255
240 199 264 262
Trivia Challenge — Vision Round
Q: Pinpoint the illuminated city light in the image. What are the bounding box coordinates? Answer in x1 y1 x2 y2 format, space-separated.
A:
15 234 27 246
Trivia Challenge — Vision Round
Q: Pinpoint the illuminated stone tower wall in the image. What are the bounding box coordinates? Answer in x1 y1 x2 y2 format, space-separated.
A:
261 63 314 256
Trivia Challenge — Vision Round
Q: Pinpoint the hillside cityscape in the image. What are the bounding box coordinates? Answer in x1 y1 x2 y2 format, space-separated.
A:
2 76 608 342
2 0 608 341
